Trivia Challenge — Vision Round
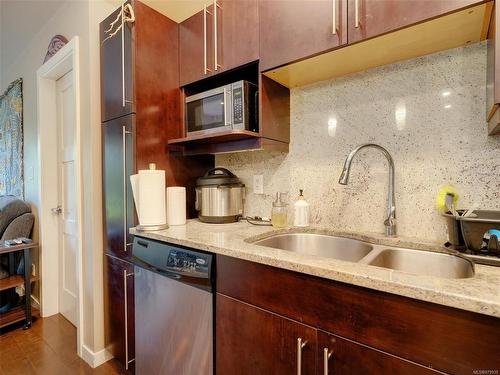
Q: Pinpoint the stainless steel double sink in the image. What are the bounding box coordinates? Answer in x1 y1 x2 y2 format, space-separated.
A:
252 233 474 279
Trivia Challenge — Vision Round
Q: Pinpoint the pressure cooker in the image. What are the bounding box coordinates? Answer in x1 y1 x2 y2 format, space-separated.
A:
195 168 245 223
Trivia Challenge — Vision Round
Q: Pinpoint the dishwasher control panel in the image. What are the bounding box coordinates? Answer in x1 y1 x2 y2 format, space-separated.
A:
166 250 210 276
132 236 213 279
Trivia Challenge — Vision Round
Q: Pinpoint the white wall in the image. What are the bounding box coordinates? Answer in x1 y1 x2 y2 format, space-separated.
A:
0 0 117 359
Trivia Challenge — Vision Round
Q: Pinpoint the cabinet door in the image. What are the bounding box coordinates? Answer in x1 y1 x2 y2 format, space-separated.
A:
347 0 480 44
318 332 438 375
259 0 347 71
104 255 135 372
180 7 214 86
217 0 259 73
100 2 135 122
102 115 135 259
216 294 316 375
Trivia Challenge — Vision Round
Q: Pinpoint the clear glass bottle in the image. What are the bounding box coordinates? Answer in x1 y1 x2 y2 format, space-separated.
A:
271 192 288 228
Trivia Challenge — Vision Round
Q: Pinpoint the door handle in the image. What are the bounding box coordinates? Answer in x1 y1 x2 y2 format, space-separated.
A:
51 206 62 215
122 125 132 252
297 337 308 375
323 348 333 375
123 269 134 369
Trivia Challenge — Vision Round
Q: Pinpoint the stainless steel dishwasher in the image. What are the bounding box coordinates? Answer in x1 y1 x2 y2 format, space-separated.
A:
132 236 214 375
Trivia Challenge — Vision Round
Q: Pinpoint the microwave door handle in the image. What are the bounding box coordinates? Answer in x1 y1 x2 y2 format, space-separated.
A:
224 87 232 128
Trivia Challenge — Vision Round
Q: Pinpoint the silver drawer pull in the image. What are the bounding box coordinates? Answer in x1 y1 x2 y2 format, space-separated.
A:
324 347 333 375
332 0 337 34
355 0 360 28
297 337 308 375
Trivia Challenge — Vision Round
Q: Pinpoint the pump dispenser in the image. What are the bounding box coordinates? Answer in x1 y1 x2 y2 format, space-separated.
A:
271 192 288 228
294 189 309 227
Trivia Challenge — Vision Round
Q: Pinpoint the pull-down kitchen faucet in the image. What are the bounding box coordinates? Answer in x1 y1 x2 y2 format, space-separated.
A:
338 144 396 237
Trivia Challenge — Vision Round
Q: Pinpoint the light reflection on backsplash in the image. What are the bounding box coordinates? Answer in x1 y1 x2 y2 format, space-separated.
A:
216 42 500 242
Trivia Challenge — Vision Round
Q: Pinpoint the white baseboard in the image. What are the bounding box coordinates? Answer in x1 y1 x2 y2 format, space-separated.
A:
81 345 113 368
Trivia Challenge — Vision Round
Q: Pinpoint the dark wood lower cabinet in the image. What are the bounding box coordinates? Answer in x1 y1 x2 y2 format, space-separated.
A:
216 294 316 375
216 294 441 375
217 255 500 375
104 255 135 373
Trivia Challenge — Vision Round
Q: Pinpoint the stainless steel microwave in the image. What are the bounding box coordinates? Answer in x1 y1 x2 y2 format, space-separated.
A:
185 80 258 137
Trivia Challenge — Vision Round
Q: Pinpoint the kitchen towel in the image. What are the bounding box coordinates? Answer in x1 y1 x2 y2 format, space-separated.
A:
130 164 167 228
167 187 186 225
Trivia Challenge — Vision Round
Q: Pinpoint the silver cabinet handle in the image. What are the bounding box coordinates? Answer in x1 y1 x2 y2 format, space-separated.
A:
203 4 212 74
323 348 333 375
51 206 62 215
121 2 125 107
122 125 132 252
123 270 134 369
213 0 222 71
355 0 360 28
332 0 337 34
297 338 308 375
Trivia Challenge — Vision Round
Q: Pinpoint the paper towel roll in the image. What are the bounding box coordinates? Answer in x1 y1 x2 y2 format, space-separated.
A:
167 187 186 226
130 165 167 229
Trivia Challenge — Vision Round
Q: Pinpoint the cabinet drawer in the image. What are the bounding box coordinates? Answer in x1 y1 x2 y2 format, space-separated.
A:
318 331 439 374
217 255 500 375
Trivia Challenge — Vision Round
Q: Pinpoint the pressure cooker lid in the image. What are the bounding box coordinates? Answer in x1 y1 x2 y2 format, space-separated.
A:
196 167 243 187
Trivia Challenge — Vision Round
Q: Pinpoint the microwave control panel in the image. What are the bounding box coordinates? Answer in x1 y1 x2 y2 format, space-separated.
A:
233 87 243 125
232 81 244 129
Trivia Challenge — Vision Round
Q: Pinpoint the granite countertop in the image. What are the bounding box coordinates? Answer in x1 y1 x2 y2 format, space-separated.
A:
130 220 500 318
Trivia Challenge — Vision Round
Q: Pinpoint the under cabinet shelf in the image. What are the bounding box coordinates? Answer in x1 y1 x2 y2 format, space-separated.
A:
168 130 260 145
168 130 288 155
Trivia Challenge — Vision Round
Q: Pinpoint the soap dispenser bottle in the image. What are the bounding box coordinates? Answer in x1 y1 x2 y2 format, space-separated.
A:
271 192 288 228
294 189 309 227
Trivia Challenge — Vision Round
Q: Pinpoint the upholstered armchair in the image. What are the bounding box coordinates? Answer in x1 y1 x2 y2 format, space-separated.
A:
0 196 34 313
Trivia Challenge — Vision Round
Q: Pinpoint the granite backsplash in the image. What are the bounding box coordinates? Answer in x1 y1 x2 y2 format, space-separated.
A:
216 42 500 243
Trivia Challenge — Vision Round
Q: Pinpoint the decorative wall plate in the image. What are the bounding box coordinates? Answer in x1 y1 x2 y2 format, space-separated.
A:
43 35 68 63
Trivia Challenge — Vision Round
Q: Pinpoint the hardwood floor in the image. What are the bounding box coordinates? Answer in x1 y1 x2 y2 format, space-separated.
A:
0 314 125 375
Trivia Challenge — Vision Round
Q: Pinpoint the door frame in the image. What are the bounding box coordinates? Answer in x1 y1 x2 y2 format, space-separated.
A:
37 37 84 356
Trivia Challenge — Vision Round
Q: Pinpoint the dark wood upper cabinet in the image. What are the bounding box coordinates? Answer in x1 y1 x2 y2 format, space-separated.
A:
259 0 348 71
180 7 213 86
216 294 317 375
347 0 481 43
219 0 259 72
100 1 134 122
104 255 135 373
180 1 259 86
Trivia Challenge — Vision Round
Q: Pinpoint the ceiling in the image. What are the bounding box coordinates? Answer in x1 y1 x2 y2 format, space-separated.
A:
141 0 206 23
0 0 65 73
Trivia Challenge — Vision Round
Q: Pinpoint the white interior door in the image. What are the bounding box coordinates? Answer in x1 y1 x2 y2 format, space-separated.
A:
56 70 78 326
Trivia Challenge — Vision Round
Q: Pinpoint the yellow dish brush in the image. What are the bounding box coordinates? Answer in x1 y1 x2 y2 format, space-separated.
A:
436 185 459 216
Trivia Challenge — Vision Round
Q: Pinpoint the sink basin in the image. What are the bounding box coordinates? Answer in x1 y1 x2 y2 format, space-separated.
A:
253 233 373 262
366 248 474 278
251 232 475 279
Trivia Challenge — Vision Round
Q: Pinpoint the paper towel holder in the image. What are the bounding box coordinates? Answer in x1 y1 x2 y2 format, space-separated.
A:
136 223 169 232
